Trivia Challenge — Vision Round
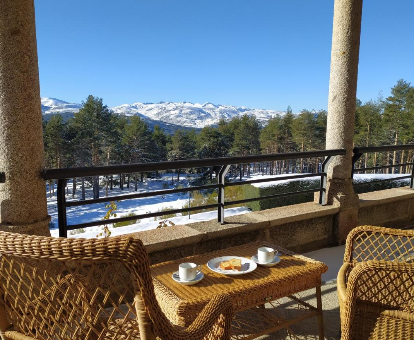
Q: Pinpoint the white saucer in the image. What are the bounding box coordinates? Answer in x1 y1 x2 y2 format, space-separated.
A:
172 271 204 285
251 255 281 267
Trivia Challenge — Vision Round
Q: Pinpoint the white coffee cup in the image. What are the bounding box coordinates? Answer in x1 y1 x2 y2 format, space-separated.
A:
258 247 275 264
179 262 202 281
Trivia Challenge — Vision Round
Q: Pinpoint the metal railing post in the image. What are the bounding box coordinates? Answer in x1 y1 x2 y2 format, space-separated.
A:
319 156 333 205
218 165 231 224
57 179 68 238
411 156 414 189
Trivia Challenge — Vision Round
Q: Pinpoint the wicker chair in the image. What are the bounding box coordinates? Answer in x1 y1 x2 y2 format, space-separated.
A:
337 225 414 340
0 231 233 340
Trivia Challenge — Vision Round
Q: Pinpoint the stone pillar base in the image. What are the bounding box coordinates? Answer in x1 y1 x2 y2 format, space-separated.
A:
335 208 359 244
326 178 359 244
0 215 51 236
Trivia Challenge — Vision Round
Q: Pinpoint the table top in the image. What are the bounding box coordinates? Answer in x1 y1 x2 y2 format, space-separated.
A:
151 241 328 319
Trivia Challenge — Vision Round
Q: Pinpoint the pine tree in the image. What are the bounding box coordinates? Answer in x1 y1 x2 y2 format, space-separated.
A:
260 115 283 174
44 115 66 169
260 115 282 152
383 80 413 144
168 130 197 181
44 115 66 197
218 117 239 155
278 106 296 173
292 110 316 172
354 99 383 170
231 115 260 156
152 125 168 162
122 116 154 163
231 115 261 177
198 126 230 159
280 106 295 153
168 130 196 161
383 80 414 173
314 110 327 150
70 95 115 198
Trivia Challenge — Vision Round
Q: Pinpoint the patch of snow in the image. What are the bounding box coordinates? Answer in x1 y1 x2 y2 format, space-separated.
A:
49 206 249 239
353 173 410 182
248 173 410 189
41 97 82 116
249 173 319 188
46 173 250 239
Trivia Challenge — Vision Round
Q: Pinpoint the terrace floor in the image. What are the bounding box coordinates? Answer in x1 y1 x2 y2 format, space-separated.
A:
255 245 345 340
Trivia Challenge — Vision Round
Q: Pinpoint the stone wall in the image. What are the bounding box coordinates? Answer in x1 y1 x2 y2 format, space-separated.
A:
129 187 414 264
132 203 339 264
358 187 414 229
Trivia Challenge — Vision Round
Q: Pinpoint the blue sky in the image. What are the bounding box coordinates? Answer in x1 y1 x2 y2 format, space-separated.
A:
35 0 414 112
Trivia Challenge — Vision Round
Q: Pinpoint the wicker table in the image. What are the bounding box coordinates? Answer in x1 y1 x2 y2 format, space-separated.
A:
151 241 328 339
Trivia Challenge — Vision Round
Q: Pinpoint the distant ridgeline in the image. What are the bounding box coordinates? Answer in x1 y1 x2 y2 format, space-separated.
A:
41 98 201 134
41 97 284 134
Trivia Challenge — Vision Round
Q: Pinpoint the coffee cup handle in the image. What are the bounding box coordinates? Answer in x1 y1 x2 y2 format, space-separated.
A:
197 264 202 273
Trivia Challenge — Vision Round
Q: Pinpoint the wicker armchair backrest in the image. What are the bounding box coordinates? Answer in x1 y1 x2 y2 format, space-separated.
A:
344 226 414 264
0 231 165 340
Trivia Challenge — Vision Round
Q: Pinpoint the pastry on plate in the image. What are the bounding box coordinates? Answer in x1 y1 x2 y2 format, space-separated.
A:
219 258 241 271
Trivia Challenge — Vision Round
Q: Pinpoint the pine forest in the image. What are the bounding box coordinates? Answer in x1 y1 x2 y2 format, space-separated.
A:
43 79 414 197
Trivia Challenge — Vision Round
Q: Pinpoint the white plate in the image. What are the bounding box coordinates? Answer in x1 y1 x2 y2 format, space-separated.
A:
251 254 281 267
207 256 257 275
172 271 204 285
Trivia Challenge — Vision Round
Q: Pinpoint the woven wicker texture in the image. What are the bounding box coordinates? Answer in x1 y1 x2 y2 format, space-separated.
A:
0 231 233 340
151 241 327 327
338 226 414 340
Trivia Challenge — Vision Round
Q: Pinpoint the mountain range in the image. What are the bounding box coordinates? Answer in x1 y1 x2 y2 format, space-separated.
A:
41 97 284 133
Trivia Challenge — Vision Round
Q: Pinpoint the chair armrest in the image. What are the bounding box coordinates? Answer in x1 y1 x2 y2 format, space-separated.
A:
341 260 414 340
337 262 350 307
3 330 36 340
382 309 414 322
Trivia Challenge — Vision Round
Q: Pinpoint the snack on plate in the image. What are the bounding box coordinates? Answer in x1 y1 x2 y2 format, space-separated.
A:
219 258 242 271
219 261 232 270
230 258 242 271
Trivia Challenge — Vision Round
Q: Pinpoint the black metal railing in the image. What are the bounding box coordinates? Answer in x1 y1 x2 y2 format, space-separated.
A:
42 149 346 238
352 144 414 188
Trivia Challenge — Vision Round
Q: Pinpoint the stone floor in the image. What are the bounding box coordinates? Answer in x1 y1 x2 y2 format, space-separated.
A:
254 282 340 340
252 245 345 340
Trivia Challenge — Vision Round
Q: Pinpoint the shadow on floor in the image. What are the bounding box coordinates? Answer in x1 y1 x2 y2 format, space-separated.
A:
251 282 341 340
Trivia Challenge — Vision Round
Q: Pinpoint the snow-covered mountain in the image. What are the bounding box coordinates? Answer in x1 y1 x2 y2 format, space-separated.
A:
41 98 284 129
111 101 283 128
41 98 81 121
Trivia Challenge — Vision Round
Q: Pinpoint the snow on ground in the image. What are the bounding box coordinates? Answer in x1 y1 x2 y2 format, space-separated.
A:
249 173 320 188
47 174 249 239
249 173 410 188
353 173 410 182
49 207 249 239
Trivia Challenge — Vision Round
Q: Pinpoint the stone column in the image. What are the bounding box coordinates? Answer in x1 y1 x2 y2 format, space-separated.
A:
0 0 50 236
325 0 363 242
